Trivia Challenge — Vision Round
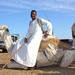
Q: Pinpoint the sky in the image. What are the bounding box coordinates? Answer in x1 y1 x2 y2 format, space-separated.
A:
0 0 75 39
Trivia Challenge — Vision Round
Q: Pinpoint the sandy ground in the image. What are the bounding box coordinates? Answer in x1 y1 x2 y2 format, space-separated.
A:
0 52 75 75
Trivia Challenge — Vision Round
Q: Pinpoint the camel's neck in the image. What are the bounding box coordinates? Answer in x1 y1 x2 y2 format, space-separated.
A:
2 31 14 54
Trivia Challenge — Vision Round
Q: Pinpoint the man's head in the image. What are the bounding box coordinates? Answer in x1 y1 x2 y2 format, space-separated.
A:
31 10 37 20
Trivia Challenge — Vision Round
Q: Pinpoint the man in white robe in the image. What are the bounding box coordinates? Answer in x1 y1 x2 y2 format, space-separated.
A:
7 10 53 69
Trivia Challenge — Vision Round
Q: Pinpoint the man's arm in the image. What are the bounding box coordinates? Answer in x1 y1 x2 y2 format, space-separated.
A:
24 22 32 43
40 18 53 37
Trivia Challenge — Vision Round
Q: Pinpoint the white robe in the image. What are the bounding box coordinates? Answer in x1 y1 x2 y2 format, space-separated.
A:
11 18 52 67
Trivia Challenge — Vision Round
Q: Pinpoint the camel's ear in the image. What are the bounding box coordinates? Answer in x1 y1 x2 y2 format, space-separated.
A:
5 28 9 32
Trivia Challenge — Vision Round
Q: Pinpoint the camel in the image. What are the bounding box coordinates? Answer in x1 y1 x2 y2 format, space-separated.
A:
72 23 75 48
0 25 75 69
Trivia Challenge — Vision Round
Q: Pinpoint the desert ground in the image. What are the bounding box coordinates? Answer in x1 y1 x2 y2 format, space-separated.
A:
0 49 75 75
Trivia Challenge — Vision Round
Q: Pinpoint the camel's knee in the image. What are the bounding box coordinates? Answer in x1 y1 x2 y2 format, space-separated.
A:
60 50 75 67
7 61 28 69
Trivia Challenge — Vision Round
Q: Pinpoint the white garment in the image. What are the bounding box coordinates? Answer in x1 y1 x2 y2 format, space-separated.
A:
11 18 52 67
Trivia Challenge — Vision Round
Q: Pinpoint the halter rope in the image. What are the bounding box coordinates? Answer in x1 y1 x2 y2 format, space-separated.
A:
0 28 8 31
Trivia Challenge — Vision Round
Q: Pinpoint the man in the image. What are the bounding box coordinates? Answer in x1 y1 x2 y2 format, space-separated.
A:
72 23 75 48
7 10 53 69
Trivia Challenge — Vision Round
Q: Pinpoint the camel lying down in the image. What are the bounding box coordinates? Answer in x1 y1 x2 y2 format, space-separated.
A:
0 25 75 69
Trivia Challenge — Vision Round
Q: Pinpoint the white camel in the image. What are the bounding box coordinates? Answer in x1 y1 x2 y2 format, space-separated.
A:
0 25 75 69
72 23 75 48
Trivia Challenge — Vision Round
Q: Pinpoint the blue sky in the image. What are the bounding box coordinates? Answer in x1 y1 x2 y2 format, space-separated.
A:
0 0 75 39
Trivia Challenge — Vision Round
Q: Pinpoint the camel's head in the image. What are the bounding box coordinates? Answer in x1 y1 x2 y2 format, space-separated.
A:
0 25 9 41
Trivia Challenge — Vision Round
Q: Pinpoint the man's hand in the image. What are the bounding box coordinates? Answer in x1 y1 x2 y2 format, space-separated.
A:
43 31 48 38
44 34 49 38
24 38 28 43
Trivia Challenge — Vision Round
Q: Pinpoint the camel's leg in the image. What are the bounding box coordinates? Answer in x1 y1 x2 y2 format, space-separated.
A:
37 47 64 67
72 38 75 48
36 51 51 67
60 50 75 67
7 61 28 69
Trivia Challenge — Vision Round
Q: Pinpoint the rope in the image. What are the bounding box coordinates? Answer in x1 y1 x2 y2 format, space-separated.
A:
0 28 8 31
1 43 25 70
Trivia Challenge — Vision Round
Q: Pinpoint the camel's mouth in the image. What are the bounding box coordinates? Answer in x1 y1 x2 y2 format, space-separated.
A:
0 41 6 49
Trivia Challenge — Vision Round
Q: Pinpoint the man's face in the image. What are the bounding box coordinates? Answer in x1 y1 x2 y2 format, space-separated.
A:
31 12 36 20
